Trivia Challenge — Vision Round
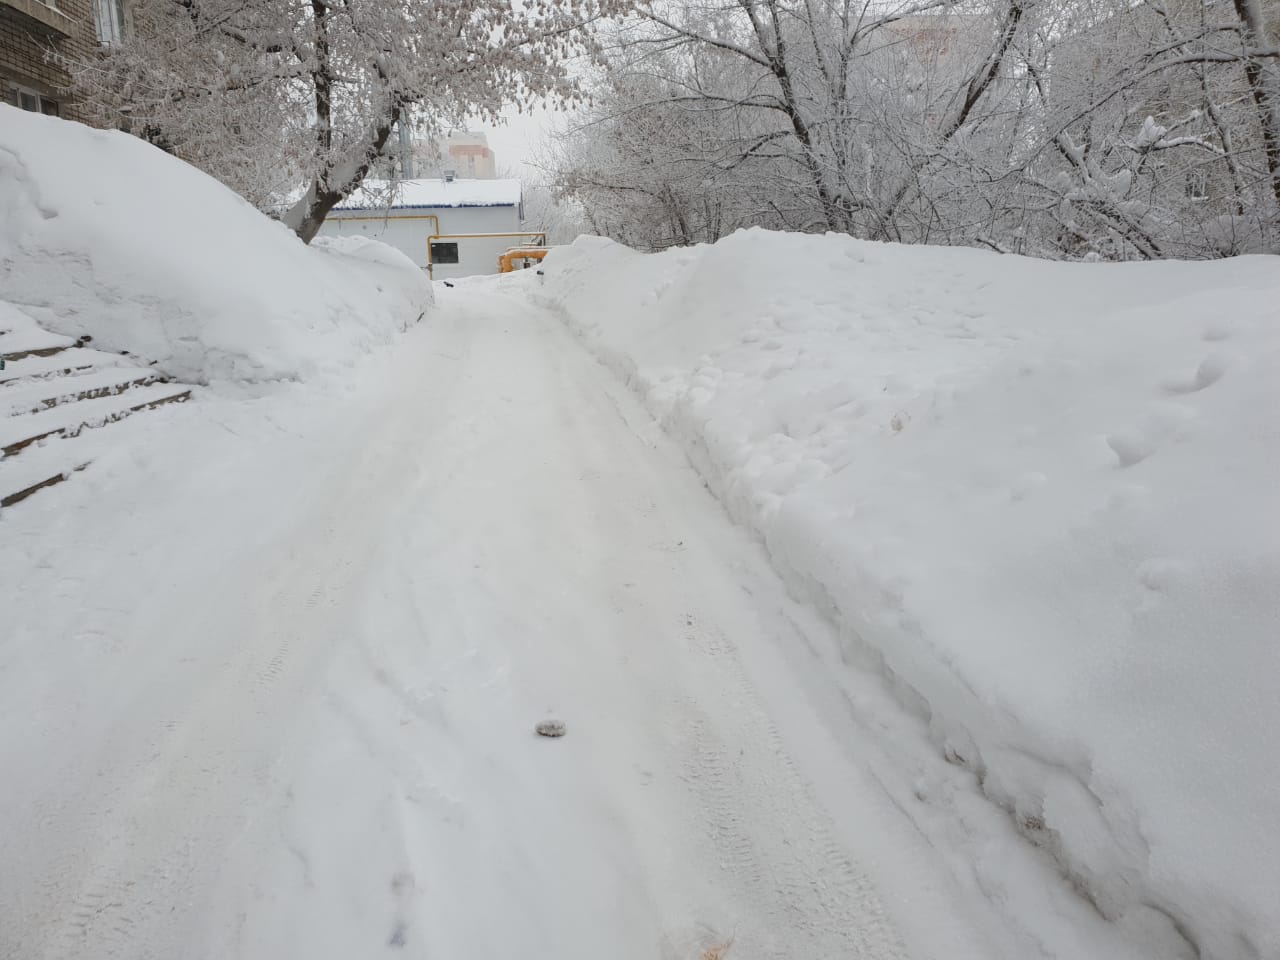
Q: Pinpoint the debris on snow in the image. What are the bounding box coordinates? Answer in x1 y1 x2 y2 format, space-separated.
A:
535 719 567 738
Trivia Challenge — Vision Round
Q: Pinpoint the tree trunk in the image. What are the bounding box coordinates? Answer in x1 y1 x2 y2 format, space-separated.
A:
284 113 400 244
280 0 401 245
1232 0 1280 207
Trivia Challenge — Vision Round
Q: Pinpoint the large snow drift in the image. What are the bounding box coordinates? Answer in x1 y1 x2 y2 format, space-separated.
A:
538 230 1280 960
0 106 431 382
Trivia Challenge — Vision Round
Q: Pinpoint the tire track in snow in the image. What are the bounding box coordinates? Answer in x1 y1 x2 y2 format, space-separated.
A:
507 300 914 958
10 297 941 959
671 617 906 959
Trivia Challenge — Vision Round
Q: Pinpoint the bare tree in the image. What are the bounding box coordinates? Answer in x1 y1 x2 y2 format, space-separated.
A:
1016 0 1280 258
549 0 1280 259
1231 0 1280 205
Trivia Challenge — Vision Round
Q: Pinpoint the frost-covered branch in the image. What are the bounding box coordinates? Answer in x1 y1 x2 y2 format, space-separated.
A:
70 0 623 241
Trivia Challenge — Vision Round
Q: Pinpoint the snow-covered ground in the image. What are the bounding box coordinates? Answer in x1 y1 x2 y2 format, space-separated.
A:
0 293 924 959
535 231 1280 960
5 278 1205 960
0 106 430 384
5 109 1277 960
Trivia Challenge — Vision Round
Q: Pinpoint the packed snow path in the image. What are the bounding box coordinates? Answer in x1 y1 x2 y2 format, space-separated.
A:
4 286 1022 960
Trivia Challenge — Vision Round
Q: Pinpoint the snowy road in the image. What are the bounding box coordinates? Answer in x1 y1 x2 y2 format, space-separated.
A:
2 285 1000 960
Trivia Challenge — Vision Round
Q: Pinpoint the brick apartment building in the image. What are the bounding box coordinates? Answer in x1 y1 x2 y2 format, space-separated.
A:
441 131 497 179
1 0 124 121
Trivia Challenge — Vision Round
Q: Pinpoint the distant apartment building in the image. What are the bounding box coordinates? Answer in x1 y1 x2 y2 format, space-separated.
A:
1 0 124 120
871 13 995 127
881 13 970 61
441 131 497 179
385 129 499 182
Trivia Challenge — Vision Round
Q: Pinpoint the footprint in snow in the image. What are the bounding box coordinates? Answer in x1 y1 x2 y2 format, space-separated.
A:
1161 353 1230 394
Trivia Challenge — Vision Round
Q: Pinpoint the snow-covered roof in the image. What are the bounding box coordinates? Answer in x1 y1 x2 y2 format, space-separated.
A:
336 178 522 211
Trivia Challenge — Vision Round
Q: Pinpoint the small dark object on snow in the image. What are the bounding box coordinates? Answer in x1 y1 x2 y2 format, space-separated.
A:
388 922 407 948
535 719 566 738
442 281 455 288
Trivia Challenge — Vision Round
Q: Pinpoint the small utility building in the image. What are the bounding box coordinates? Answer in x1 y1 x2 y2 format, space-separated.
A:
319 177 525 280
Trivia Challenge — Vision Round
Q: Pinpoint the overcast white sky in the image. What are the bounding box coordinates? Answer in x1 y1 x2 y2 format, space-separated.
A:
470 104 560 180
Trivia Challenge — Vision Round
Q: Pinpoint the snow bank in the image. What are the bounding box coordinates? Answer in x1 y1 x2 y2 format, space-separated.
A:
0 107 431 383
538 230 1280 960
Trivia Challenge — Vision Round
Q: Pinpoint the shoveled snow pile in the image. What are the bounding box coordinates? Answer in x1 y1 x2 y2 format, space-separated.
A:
0 106 431 383
538 230 1280 960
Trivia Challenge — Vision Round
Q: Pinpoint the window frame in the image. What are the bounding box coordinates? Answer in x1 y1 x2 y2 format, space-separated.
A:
13 86 60 117
94 0 126 47
429 241 460 265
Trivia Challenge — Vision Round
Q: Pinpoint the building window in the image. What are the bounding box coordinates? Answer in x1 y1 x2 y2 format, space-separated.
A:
430 241 459 264
13 87 60 117
95 0 126 46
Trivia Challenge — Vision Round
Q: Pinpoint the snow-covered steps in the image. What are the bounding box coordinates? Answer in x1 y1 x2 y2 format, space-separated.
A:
1 382 191 458
0 379 191 507
0 327 77 361
0 438 90 508
2 367 164 417
0 307 192 507
0 346 132 385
